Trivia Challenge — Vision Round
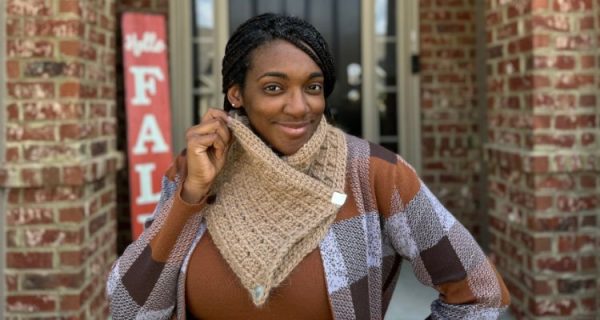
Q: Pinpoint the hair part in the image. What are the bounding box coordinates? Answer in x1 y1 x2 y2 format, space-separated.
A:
221 13 336 113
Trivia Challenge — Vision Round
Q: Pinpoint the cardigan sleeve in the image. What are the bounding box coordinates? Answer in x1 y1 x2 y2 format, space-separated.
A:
106 152 207 319
381 154 510 319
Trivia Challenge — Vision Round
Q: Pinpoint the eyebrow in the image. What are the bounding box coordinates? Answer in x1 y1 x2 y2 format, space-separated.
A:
257 71 324 80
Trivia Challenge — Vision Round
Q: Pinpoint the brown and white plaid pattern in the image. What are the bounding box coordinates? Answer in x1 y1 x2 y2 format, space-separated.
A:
107 134 510 319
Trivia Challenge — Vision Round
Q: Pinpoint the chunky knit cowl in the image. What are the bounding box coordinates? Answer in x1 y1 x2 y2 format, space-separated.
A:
202 112 348 306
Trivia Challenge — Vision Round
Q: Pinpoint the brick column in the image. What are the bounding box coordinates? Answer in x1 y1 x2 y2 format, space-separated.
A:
486 0 599 318
2 0 122 318
419 0 483 236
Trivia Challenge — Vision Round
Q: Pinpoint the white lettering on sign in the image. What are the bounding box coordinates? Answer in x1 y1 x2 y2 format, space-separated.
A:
134 163 161 205
133 114 170 155
129 66 164 106
137 213 154 225
125 32 166 57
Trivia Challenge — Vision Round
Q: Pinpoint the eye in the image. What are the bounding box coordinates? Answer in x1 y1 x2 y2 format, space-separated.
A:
306 83 323 94
264 84 283 94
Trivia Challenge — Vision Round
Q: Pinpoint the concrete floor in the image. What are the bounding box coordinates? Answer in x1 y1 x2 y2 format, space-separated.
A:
385 265 515 320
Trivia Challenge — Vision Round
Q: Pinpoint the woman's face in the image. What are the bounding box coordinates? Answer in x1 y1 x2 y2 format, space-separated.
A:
228 40 326 156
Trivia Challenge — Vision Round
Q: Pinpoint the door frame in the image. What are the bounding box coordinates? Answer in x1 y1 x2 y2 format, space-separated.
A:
0 0 7 316
169 1 421 172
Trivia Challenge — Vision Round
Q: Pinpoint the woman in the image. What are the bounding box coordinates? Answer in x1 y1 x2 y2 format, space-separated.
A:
107 13 510 319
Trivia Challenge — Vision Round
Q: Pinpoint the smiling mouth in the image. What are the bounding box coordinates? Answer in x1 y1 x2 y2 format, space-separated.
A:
276 121 311 137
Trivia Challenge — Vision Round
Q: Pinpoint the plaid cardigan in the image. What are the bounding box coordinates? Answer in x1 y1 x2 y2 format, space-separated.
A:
107 134 510 319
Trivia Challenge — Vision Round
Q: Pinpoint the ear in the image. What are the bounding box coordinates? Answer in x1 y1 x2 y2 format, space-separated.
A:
227 85 243 108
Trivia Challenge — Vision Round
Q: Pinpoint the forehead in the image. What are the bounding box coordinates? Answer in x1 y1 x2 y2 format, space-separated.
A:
247 40 322 73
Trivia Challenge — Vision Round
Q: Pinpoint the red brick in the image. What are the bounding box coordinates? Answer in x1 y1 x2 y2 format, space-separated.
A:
553 0 592 11
580 175 597 188
579 94 596 107
7 295 56 312
59 207 85 223
24 144 79 162
529 297 577 316
7 252 53 268
23 102 84 121
555 34 593 50
557 195 598 212
532 115 552 129
60 294 82 311
532 0 549 10
536 256 578 272
59 250 83 267
7 60 20 78
60 82 81 97
21 124 56 141
555 114 596 129
7 82 55 99
6 146 20 162
24 61 67 78
556 74 595 89
531 133 576 148
527 216 577 231
22 271 84 290
7 0 51 16
63 166 85 185
579 15 595 29
24 20 84 38
59 40 80 57
6 207 54 226
6 39 54 58
6 18 21 36
531 15 571 32
59 0 81 14
580 55 596 68
581 132 595 146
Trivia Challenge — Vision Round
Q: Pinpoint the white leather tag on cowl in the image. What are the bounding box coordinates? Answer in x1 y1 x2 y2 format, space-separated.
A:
330 192 347 208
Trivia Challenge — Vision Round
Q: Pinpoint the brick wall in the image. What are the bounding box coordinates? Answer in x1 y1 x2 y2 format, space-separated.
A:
486 0 599 318
419 0 484 237
2 0 122 318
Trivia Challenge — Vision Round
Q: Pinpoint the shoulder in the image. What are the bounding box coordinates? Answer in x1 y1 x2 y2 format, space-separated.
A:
344 133 420 205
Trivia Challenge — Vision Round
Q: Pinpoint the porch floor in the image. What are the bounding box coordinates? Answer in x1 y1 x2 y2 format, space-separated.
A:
385 264 516 320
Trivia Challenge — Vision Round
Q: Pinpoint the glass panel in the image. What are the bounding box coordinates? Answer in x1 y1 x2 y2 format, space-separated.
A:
193 42 214 89
379 92 397 136
195 0 214 32
376 41 397 87
192 0 216 121
374 0 397 145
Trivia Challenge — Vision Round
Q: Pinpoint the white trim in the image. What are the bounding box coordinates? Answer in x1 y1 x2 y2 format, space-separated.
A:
361 0 379 143
0 0 7 316
396 0 421 173
475 0 490 251
169 0 194 154
213 0 228 109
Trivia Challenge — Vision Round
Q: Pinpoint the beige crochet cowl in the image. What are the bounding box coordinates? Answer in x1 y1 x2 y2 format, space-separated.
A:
201 112 348 306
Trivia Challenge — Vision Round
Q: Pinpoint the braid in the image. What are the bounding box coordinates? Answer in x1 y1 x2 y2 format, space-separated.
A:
222 13 336 112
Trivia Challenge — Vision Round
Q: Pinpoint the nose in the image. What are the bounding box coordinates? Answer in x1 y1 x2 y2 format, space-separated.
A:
284 88 309 118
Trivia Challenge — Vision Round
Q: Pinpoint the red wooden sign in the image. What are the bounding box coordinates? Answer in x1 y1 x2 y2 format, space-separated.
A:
122 13 173 239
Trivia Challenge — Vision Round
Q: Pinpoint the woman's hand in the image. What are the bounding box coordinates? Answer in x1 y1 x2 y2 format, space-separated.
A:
182 108 231 203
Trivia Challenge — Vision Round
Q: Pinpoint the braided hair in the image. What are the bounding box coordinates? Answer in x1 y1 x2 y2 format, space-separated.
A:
222 13 336 113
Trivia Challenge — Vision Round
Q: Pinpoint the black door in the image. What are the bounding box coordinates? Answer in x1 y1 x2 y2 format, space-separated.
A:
229 0 362 137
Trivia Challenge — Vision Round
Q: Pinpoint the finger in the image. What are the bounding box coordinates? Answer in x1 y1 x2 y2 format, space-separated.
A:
188 132 227 159
187 133 219 154
201 108 229 123
186 118 225 138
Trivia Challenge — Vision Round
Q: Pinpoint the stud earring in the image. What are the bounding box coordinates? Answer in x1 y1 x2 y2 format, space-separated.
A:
231 103 235 107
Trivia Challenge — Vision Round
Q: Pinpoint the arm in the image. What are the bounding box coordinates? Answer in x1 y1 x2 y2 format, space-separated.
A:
106 158 207 319
382 156 510 319
107 109 231 319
